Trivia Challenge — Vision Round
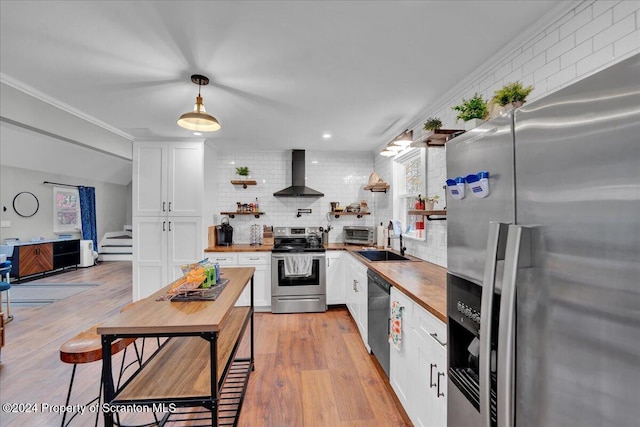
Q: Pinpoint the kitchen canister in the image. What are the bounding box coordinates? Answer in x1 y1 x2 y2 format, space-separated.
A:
250 224 262 245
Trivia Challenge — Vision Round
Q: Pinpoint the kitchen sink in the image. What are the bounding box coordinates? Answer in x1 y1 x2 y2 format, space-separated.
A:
356 250 410 262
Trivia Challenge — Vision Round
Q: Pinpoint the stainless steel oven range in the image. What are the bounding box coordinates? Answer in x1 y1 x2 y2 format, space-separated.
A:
271 226 326 313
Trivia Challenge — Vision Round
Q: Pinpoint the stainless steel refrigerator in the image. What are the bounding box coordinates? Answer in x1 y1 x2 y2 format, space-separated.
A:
445 53 640 427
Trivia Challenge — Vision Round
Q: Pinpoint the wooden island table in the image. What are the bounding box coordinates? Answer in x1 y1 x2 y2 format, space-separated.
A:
97 267 255 427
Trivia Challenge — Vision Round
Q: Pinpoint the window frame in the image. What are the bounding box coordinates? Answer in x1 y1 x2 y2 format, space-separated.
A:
53 186 82 234
392 147 426 241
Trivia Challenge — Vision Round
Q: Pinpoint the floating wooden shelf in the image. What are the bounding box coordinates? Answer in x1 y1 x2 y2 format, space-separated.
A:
408 209 447 221
419 129 465 147
331 211 371 219
230 180 257 189
221 211 264 219
364 182 390 193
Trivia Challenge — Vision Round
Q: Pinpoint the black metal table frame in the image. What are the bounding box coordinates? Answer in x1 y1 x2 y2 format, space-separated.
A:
101 276 254 427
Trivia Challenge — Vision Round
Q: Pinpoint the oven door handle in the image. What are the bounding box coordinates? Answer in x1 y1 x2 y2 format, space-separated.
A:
480 221 509 427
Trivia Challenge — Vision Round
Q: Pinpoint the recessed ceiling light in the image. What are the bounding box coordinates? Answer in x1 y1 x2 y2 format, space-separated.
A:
193 132 202 136
322 133 332 139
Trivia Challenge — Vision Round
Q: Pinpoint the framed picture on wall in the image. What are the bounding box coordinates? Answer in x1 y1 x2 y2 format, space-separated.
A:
53 186 81 234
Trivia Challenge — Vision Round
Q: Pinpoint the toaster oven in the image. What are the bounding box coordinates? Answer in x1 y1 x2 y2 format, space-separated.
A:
343 226 375 245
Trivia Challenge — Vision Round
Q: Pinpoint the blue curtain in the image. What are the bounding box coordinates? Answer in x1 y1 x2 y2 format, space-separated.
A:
78 186 98 251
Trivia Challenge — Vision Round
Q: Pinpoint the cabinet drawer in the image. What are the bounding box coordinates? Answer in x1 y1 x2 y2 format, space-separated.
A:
207 254 237 265
390 287 414 321
238 253 270 265
414 304 447 346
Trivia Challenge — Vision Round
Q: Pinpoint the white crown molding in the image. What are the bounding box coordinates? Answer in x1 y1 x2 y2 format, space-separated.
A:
405 0 584 131
0 72 134 141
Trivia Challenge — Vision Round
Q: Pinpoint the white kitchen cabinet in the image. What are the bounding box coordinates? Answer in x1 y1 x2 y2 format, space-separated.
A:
389 286 416 413
202 252 271 309
133 216 202 300
133 141 203 217
326 251 346 305
236 252 270 308
133 140 204 301
390 286 447 427
346 253 368 347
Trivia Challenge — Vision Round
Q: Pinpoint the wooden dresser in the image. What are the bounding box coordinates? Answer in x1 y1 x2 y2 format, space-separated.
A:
10 239 80 281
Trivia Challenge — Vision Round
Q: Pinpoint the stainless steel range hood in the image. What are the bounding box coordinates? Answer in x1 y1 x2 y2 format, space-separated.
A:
273 150 324 197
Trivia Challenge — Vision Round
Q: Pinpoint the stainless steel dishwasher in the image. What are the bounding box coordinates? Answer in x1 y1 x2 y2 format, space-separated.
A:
367 269 391 378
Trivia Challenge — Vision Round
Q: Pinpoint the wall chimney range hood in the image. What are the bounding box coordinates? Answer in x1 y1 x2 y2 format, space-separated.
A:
273 150 324 197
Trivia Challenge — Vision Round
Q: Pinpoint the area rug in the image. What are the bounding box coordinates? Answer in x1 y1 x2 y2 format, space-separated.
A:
9 283 100 306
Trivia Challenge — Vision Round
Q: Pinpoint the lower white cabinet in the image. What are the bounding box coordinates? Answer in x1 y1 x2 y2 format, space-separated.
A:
203 252 271 309
133 216 202 300
390 286 447 427
326 251 346 304
346 253 368 347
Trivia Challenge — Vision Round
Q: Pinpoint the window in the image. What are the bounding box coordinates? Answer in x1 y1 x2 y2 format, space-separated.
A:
393 148 426 240
53 187 81 234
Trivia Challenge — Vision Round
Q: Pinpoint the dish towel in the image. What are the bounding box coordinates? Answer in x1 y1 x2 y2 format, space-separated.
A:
389 300 403 350
284 254 313 277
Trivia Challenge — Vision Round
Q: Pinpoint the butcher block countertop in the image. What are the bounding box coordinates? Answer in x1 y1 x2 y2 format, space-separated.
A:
204 243 273 252
326 243 447 323
205 243 447 322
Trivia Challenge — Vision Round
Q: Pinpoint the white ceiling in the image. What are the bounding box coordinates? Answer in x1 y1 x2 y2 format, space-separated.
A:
0 1 559 183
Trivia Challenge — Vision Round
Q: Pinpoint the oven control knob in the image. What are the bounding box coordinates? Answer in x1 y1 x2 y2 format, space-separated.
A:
464 308 472 317
472 313 481 323
457 302 464 313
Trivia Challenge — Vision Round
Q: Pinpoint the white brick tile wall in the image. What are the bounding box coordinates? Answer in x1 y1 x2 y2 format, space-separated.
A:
593 13 636 50
382 0 639 268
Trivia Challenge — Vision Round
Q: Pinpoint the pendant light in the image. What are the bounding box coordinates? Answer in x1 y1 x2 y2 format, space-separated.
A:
177 74 221 132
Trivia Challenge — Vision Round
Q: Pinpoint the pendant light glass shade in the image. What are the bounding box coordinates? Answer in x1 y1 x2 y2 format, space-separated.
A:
177 74 221 132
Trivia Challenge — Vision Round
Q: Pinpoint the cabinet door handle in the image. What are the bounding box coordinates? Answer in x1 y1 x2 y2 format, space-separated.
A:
163 221 166 231
430 363 437 388
249 257 260 261
430 332 447 348
168 221 172 231
437 372 445 397
327 258 331 268
163 202 166 212
354 280 359 292
168 202 172 212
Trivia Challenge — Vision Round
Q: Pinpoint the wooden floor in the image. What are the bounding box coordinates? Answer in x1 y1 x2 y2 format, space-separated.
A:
0 262 411 426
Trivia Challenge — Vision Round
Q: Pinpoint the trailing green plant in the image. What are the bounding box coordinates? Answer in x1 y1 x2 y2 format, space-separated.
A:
235 166 250 177
452 93 488 122
423 117 443 131
492 81 534 106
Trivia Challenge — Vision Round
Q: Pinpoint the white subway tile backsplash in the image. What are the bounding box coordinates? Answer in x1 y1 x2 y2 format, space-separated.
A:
560 5 592 39
512 46 534 70
534 28 560 56
547 64 577 91
546 33 576 61
613 0 639 22
522 52 547 77
593 14 636 50
534 58 561 83
560 39 593 68
593 1 617 19
575 8 613 44
576 44 615 76
614 28 640 56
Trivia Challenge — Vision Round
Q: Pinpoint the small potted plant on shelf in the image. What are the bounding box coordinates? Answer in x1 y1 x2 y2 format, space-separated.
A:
235 166 250 178
452 93 488 131
423 117 443 132
424 195 440 211
492 81 534 110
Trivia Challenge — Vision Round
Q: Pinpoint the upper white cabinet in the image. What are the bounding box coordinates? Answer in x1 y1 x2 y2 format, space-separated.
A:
133 141 203 217
326 251 346 305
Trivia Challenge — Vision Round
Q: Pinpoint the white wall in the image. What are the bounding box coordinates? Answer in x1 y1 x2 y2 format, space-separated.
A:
0 165 130 243
204 150 376 244
375 0 640 267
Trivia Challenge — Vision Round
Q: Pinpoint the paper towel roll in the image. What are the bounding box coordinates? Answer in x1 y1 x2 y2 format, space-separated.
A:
377 225 385 248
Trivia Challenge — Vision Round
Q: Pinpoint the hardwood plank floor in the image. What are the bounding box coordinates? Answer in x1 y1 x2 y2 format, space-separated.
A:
0 262 411 426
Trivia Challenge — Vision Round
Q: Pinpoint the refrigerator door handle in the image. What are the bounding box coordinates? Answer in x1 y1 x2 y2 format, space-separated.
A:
480 221 509 427
497 225 531 427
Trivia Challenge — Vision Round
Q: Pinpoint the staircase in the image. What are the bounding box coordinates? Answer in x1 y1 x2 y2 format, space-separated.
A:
98 225 132 261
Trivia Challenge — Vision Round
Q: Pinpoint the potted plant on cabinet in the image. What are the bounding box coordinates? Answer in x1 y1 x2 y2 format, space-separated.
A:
424 195 440 211
492 81 534 110
423 117 443 132
452 93 488 130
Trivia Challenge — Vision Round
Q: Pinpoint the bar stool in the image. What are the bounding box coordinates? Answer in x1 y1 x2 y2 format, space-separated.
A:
59 325 136 426
0 259 12 323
